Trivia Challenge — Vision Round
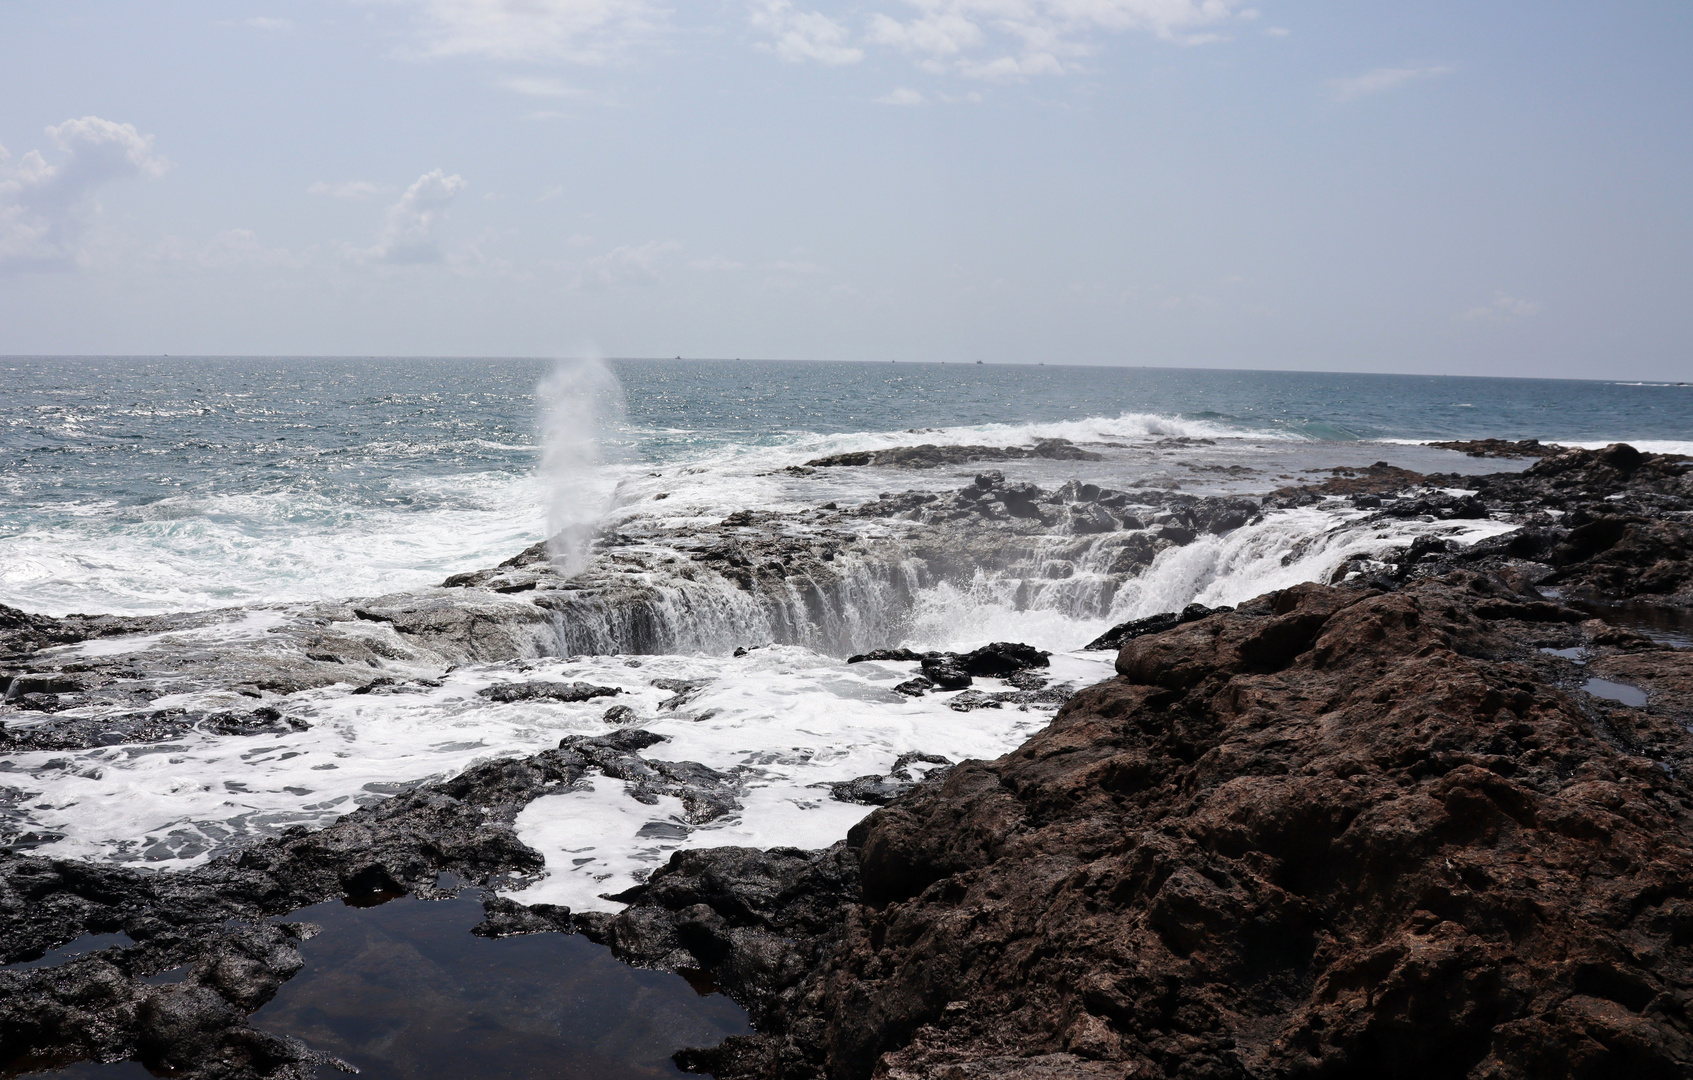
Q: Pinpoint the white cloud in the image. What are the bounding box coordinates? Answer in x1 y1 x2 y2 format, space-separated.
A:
390 0 1245 80
751 1 864 65
307 179 394 200
0 116 170 273
578 239 682 286
865 0 1248 80
349 169 469 264
500 76 583 97
1328 65 1451 101
398 0 663 64
868 9 977 60
877 86 925 105
246 16 294 31
1463 292 1542 322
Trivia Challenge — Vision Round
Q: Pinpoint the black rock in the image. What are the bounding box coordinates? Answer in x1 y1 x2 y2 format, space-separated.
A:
827 753 952 806
1084 603 1229 651
472 895 574 938
477 681 622 704
846 648 932 664
651 678 711 711
919 657 972 690
959 642 1050 677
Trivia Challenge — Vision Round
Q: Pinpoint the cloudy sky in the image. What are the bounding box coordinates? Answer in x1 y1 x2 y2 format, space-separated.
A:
2 1 1689 377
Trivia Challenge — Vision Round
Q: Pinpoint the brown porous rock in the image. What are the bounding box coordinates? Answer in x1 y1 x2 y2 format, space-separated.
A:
612 574 1693 1080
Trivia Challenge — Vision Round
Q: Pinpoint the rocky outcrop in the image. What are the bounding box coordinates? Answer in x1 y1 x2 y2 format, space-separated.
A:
1433 445 1693 606
805 439 1104 469
5 440 1691 1080
597 573 1693 1080
1429 439 1564 459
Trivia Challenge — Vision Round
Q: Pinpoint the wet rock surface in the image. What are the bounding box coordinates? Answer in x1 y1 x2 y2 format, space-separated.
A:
825 753 954 807
1429 438 1566 458
1427 444 1693 606
0 722 755 1077
1084 602 1230 652
0 706 303 752
602 574 1693 1080
3 441 1692 1079
804 438 1104 469
476 680 622 704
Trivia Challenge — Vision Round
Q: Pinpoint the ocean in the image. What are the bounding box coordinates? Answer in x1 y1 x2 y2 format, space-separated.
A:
5 356 1689 618
3 357 1691 913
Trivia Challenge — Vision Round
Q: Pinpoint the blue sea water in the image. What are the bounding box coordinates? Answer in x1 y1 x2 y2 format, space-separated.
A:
1 356 1689 616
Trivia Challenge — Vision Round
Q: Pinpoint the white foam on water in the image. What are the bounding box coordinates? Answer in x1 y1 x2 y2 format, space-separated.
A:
1105 508 1519 620
8 644 1095 881
7 663 636 865
7 407 1268 618
6 470 1528 916
508 645 1101 912
773 410 1302 458
0 471 547 617
903 576 1116 654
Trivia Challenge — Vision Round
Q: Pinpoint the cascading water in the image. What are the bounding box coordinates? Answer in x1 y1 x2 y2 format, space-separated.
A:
535 498 1515 660
538 546 933 658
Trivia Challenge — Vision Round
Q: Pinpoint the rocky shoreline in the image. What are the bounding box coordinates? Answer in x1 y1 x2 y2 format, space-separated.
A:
1 443 1691 1078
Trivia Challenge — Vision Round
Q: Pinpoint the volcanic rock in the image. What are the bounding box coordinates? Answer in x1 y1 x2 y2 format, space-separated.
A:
805 439 1103 469
1084 602 1228 651
602 574 1693 1080
476 680 621 704
918 657 972 691
957 642 1050 677
1429 438 1564 459
0 725 728 1078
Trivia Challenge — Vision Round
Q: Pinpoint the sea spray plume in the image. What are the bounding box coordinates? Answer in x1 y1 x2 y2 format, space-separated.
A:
539 357 625 578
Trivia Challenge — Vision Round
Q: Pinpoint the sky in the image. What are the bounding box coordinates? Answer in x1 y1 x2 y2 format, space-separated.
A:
1 1 1689 378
